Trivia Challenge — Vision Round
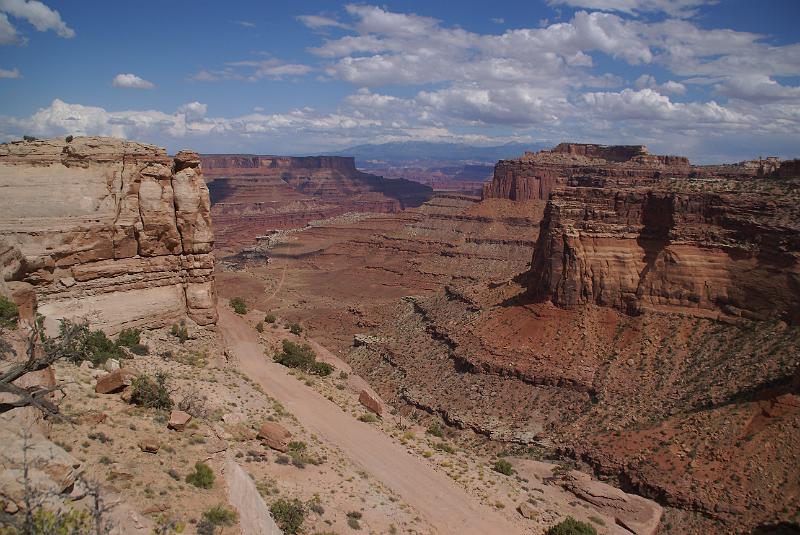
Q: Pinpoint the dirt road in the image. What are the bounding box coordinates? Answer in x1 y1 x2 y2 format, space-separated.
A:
219 307 525 535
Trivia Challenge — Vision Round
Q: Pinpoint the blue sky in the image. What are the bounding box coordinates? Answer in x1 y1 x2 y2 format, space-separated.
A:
1 0 799 162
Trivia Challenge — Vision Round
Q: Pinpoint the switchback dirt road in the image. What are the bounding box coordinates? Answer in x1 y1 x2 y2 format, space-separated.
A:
219 307 525 535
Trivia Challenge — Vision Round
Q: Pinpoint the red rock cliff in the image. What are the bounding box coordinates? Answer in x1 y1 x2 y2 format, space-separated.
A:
528 185 800 322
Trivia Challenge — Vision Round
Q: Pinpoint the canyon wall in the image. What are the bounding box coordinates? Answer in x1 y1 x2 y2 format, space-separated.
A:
202 154 432 250
483 143 692 202
527 187 800 322
0 137 217 333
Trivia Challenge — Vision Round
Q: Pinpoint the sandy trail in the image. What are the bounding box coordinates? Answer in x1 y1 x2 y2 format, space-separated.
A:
219 307 524 535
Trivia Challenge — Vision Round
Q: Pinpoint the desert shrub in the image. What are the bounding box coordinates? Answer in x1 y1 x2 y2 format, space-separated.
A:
0 296 19 329
269 498 305 534
347 511 363 530
197 505 237 535
265 314 276 323
177 388 209 419
170 322 188 344
65 135 74 143
274 340 315 369
116 328 140 348
288 322 303 335
23 135 37 142
230 297 247 315
255 322 264 333
27 507 93 535
80 329 123 366
545 517 597 535
310 361 333 376
130 372 173 410
493 459 513 476
185 461 215 489
130 343 150 356
358 413 378 423
426 423 443 438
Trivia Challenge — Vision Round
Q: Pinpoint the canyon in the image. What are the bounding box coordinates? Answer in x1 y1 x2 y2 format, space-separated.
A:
201 154 432 251
1 137 798 535
216 142 800 534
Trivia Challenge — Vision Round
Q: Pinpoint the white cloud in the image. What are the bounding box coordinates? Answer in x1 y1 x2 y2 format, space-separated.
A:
177 101 207 122
0 0 74 43
715 75 800 104
0 12 20 43
491 18 505 24
634 74 685 94
297 14 349 30
193 58 313 82
112 73 155 89
546 0 717 18
233 20 255 28
0 66 20 78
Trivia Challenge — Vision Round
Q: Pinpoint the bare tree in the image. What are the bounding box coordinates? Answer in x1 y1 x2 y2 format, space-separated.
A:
0 321 86 422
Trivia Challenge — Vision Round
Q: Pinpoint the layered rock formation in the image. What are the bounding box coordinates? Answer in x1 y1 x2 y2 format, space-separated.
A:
0 137 217 333
483 143 693 202
528 187 800 322
202 154 432 250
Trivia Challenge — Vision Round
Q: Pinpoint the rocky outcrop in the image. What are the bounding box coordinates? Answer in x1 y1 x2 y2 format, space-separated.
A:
527 186 800 322
0 137 217 333
483 143 693 202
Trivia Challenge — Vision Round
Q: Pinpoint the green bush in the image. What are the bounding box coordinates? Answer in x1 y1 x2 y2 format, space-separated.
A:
130 372 173 410
171 323 188 344
310 361 333 376
116 327 141 348
185 462 215 489
288 322 303 335
80 329 124 366
0 295 19 329
230 297 247 315
426 423 443 438
26 507 93 534
269 498 305 534
545 517 597 535
493 459 513 476
130 343 150 356
197 505 237 535
358 413 378 423
255 322 264 333
265 314 276 323
274 340 315 369
65 135 74 143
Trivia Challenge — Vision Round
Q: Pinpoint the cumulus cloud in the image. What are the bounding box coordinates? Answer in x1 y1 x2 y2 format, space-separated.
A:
177 101 207 122
546 0 717 18
634 74 685 94
715 74 800 104
112 73 155 89
0 66 20 78
0 0 74 43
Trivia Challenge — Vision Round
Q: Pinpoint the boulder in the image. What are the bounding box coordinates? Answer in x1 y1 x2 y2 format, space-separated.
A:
518 501 538 520
560 470 663 535
79 411 107 425
167 410 192 431
358 390 383 417
204 438 229 454
138 439 160 453
0 424 83 511
104 358 121 372
120 386 133 403
95 368 135 394
257 421 292 452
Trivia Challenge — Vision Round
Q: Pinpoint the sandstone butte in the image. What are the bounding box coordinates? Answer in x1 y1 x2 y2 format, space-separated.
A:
0 137 218 334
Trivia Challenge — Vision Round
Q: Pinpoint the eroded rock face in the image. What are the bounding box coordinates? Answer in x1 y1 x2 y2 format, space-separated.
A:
202 154 432 250
0 137 218 333
528 187 800 322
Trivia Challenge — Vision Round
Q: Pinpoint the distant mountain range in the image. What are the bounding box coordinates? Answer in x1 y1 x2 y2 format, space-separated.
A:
318 141 550 165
